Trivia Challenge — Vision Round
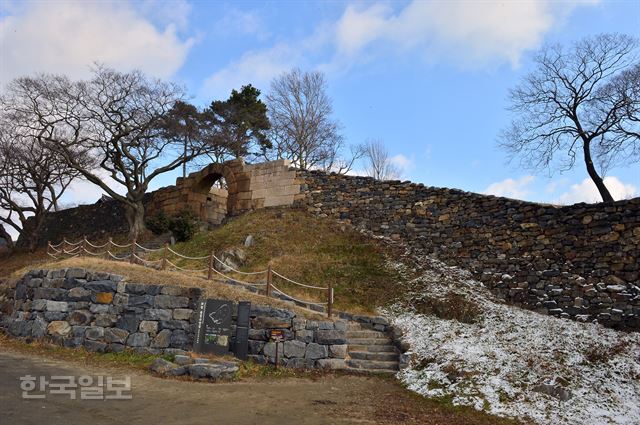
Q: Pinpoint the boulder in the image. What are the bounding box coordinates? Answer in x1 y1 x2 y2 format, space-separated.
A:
149 358 179 375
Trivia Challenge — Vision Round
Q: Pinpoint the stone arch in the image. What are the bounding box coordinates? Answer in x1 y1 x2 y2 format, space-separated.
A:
146 158 300 226
189 161 244 224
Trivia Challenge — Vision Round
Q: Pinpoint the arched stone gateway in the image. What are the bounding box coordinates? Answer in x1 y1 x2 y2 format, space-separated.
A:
147 159 302 226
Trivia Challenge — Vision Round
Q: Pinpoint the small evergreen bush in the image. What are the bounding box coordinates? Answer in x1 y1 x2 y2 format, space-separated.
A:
145 211 170 235
169 209 197 242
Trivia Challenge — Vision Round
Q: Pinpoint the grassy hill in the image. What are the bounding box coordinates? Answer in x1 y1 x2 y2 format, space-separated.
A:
153 208 406 313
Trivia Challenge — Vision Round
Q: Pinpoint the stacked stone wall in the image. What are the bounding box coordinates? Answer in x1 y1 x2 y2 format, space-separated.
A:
294 171 640 330
2 268 363 369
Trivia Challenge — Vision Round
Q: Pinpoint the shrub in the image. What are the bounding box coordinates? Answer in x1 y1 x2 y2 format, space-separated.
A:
145 211 170 235
169 209 197 242
412 292 482 324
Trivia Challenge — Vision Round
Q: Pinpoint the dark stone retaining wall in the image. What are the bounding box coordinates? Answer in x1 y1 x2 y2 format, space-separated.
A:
1 268 395 369
295 171 640 330
19 200 129 249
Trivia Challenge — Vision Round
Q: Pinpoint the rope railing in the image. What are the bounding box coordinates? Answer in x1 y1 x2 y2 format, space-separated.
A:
271 270 328 290
166 246 209 260
270 282 328 306
135 242 163 252
47 235 335 317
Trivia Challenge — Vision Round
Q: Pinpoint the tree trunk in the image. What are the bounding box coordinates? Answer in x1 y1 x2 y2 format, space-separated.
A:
582 140 614 203
124 201 146 240
0 224 14 255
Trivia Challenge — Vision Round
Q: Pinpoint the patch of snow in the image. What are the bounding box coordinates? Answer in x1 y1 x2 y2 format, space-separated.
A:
382 249 640 425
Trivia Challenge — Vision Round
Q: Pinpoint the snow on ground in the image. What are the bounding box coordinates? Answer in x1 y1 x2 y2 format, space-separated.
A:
382 250 640 425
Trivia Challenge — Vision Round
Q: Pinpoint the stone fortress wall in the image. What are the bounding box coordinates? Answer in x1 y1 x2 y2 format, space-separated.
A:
294 171 640 330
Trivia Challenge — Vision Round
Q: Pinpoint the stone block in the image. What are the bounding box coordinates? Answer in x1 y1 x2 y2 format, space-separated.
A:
46 300 69 312
47 321 71 337
144 309 173 321
155 295 189 309
316 358 347 370
329 344 348 359
95 314 117 327
304 343 328 360
84 340 107 353
68 287 91 301
68 310 92 326
159 320 190 331
173 308 193 320
66 268 86 279
170 330 190 349
85 326 104 340
160 286 189 296
151 329 172 348
315 330 346 345
139 320 159 335
116 314 140 333
85 281 117 292
93 292 114 304
89 304 110 314
251 317 291 329
295 330 314 344
127 295 154 308
283 340 306 358
248 340 265 354
104 328 129 344
127 332 150 347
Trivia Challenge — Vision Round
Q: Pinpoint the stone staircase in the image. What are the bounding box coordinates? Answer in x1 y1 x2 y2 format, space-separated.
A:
344 322 400 374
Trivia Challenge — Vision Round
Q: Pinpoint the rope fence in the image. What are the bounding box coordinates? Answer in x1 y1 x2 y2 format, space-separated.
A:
47 235 335 317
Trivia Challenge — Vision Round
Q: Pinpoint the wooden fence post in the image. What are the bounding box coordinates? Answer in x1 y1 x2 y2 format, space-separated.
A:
81 236 87 257
106 237 112 260
47 241 51 256
208 251 214 280
161 243 168 270
266 265 273 297
130 238 136 264
327 283 333 319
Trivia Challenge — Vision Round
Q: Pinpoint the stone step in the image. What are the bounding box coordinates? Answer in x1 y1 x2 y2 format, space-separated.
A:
346 359 399 371
348 344 397 353
349 351 399 362
346 338 393 346
347 322 376 331
344 367 397 375
346 330 387 339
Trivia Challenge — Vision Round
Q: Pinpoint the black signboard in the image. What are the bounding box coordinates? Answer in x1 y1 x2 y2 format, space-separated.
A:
194 299 233 355
233 301 251 360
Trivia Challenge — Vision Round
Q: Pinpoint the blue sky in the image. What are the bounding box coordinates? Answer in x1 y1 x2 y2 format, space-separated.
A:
1 0 639 207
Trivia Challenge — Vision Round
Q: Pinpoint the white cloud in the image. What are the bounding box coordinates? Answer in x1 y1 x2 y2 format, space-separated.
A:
202 43 297 98
484 176 535 199
214 8 269 40
333 0 599 67
390 154 414 174
554 176 638 205
0 1 195 86
204 1 597 101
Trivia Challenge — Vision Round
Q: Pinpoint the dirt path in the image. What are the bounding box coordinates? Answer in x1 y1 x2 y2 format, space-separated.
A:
0 348 521 425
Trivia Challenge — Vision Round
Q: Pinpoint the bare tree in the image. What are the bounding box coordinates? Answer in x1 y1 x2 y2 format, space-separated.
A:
501 33 639 203
362 139 400 180
265 68 345 170
2 66 215 238
0 121 83 251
